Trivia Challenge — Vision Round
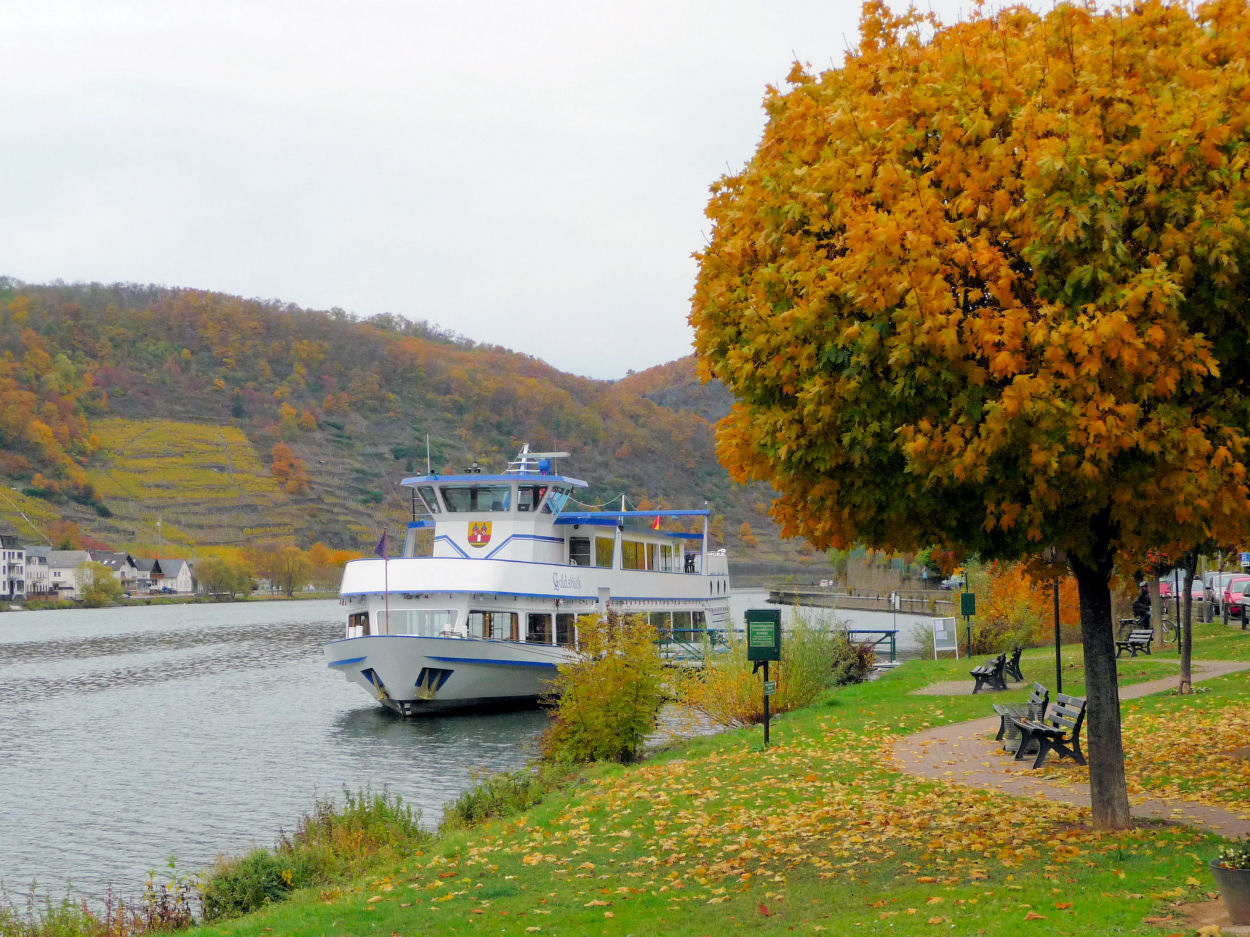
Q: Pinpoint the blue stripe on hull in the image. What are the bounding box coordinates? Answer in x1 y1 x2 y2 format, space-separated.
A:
426 656 559 669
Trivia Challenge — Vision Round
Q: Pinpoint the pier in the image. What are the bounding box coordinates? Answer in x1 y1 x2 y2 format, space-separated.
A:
767 588 955 618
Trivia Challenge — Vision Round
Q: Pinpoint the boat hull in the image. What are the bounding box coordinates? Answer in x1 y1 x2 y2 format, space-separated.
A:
324 633 578 715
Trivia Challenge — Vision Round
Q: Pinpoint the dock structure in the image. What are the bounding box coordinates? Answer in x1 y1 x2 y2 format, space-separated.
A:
768 588 955 618
658 620 902 664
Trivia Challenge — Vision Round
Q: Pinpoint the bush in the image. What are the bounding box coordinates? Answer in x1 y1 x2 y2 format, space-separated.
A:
678 619 872 727
539 614 669 765
829 632 875 685
200 851 295 922
200 788 428 923
440 764 570 832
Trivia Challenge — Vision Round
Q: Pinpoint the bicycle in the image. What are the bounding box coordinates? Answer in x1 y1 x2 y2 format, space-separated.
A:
1122 612 1177 644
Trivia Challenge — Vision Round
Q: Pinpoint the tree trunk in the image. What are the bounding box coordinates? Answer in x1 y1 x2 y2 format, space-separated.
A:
1148 575 1162 645
1180 549 1197 693
1069 540 1132 830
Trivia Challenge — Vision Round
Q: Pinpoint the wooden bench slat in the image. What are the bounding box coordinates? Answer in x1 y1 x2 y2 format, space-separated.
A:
1115 629 1154 658
1011 692 1086 769
970 653 1008 693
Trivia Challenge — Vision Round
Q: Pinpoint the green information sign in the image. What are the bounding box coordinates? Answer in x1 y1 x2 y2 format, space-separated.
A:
746 609 781 662
960 592 976 617
763 680 777 695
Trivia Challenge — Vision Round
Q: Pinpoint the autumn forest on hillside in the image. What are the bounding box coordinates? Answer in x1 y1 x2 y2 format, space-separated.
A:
0 279 824 571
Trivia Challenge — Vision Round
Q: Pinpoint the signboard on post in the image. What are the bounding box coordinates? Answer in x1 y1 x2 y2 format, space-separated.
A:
746 609 782 747
933 617 958 659
746 609 782 662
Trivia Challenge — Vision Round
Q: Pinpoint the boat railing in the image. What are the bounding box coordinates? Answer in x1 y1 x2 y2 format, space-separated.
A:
656 627 732 664
655 625 897 664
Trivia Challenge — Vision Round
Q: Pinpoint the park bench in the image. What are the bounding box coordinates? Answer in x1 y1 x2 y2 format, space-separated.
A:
992 681 1049 753
970 653 1007 694
1004 646 1024 682
1011 692 1087 769
1115 629 1154 658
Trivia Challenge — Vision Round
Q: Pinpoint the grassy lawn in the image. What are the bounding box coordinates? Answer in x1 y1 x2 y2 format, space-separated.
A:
201 621 1249 937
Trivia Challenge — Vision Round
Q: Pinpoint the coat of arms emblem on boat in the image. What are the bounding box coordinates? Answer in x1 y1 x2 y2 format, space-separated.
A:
468 521 492 547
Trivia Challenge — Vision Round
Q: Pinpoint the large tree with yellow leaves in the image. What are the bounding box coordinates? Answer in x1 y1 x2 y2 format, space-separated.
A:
692 0 1250 828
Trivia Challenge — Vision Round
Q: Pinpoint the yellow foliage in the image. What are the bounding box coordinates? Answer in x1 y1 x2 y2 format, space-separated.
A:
692 0 1250 563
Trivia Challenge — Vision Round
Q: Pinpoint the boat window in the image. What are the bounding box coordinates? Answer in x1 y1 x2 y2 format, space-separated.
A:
692 611 705 628
518 485 546 512
469 610 517 640
348 611 370 638
569 537 591 567
594 537 615 568
526 613 552 644
660 544 674 571
415 485 441 513
540 487 570 515
646 543 656 571
442 486 512 512
391 609 456 636
556 613 576 648
649 611 671 636
622 540 644 570
673 610 693 638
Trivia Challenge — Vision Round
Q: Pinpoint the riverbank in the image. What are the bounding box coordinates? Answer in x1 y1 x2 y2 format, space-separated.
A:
2 590 339 612
199 617 1250 937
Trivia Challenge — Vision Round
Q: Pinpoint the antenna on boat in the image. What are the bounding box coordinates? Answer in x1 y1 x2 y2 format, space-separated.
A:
426 434 430 475
507 444 570 475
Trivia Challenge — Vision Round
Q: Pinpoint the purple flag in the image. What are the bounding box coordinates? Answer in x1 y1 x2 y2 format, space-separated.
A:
374 529 388 558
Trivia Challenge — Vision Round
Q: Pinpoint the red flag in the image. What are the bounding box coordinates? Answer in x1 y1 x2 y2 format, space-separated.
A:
651 515 661 530
373 529 388 558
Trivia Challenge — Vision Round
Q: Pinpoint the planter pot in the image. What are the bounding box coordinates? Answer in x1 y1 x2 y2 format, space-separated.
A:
1211 860 1250 925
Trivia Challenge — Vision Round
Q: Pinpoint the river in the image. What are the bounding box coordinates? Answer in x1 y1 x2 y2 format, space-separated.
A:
0 592 927 903
0 599 548 903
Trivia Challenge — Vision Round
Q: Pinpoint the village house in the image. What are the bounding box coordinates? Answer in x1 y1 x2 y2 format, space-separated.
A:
0 531 25 600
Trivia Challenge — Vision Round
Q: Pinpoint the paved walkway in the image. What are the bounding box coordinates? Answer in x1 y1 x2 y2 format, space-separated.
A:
892 658 1250 834
891 657 1250 931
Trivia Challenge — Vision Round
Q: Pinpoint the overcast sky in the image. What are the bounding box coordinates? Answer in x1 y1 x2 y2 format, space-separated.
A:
3 0 982 380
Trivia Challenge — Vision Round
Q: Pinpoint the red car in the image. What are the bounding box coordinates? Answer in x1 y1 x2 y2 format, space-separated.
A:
1223 576 1250 616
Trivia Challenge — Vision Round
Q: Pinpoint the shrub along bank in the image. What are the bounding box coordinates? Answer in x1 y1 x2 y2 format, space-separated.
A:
199 620 1248 937
8 620 1248 936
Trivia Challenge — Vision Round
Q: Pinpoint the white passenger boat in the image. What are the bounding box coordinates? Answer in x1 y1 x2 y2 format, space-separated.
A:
325 446 731 715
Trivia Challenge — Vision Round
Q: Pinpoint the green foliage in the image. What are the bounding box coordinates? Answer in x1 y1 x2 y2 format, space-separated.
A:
1218 838 1250 870
0 891 99 937
200 850 294 922
194 556 253 599
79 561 123 608
439 764 569 832
201 788 427 923
540 614 669 765
829 631 876 686
678 619 871 726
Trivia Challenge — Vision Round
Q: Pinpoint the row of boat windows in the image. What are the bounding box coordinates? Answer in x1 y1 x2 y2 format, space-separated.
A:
346 608 707 642
570 537 677 571
415 484 571 516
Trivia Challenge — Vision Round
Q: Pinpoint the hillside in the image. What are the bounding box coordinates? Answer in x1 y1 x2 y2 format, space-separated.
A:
0 279 827 572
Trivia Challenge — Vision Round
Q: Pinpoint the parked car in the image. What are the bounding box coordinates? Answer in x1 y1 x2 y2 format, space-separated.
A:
1223 576 1250 617
1159 576 1205 604
1207 571 1246 612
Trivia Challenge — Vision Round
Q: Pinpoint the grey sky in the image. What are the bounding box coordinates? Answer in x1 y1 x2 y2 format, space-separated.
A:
3 0 978 379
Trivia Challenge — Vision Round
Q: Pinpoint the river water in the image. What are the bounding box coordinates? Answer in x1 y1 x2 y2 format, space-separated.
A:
0 599 548 902
0 592 927 903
